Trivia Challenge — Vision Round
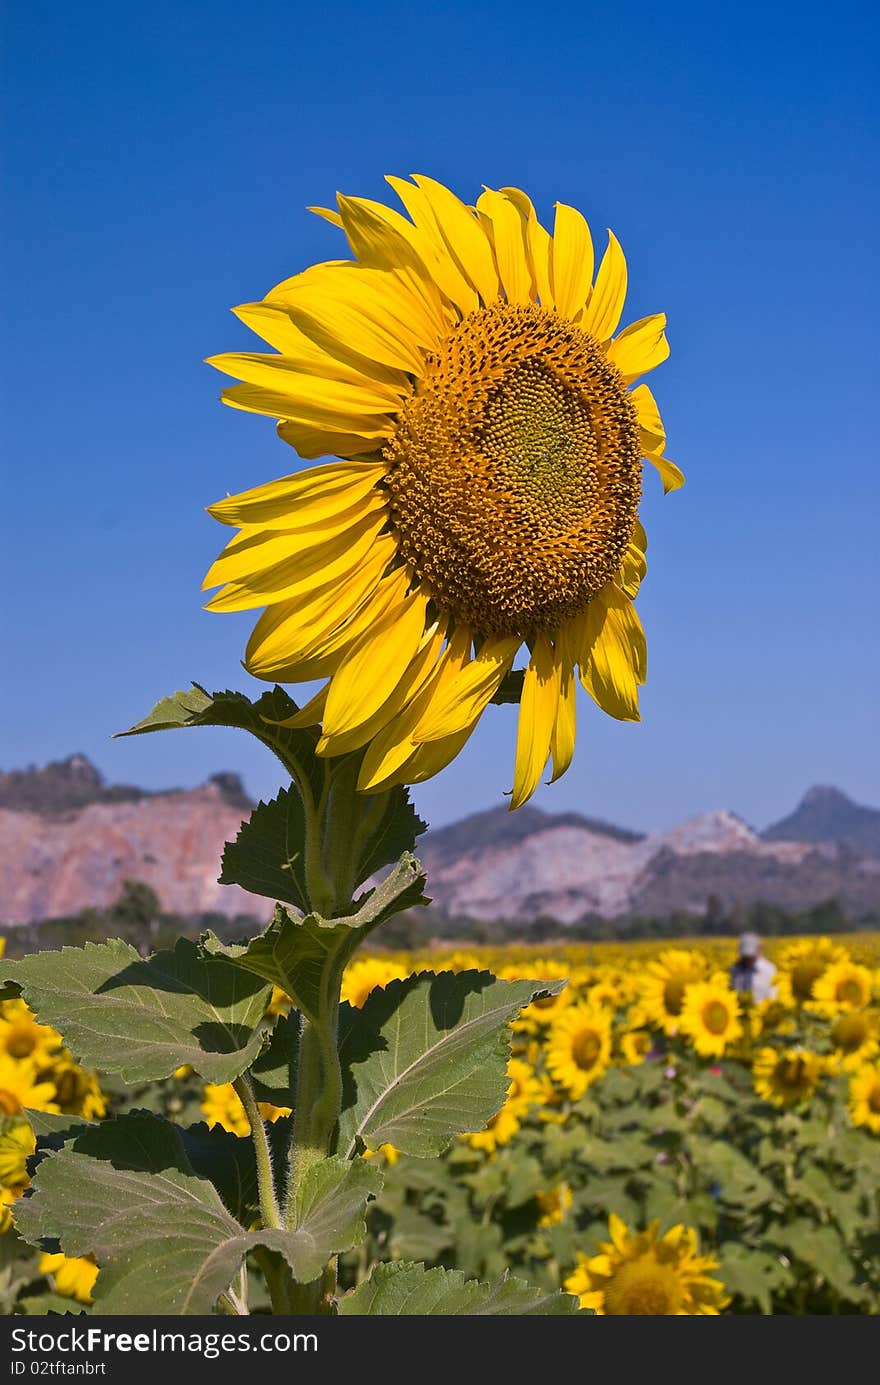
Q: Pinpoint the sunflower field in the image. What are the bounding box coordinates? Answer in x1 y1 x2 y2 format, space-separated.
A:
2 932 878 1316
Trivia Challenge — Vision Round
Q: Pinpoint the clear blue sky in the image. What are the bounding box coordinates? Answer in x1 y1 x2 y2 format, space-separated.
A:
2 0 878 834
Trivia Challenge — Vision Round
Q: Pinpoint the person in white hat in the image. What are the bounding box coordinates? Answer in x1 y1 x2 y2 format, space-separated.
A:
729 932 777 1002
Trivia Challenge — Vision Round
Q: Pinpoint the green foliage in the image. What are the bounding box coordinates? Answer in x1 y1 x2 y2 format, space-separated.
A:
203 855 427 1021
338 971 566 1158
338 1261 579 1315
17 1113 381 1314
0 939 271 1085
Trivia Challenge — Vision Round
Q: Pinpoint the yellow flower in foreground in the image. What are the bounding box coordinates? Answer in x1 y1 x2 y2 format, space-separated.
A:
811 961 873 1016
635 950 707 1035
829 1010 879 1071
201 1083 291 1135
848 1062 880 1134
752 1047 825 1108
678 977 742 1058
0 1118 36 1190
39 1253 99 1305
0 1001 61 1065
341 957 408 1009
536 1182 573 1227
204 177 681 807
44 1058 107 1120
564 1214 728 1315
0 1055 59 1117
546 1006 612 1099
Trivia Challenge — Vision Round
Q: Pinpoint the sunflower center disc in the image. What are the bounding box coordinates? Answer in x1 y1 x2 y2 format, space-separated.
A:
604 1262 681 1316
571 1029 602 1070
384 302 642 636
702 1000 730 1035
868 1086 880 1115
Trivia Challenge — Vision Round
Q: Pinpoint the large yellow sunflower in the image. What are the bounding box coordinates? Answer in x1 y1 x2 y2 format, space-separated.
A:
546 1005 612 1098
752 1047 825 1108
678 977 743 1059
204 177 681 807
829 1010 879 1071
775 937 847 1007
848 1061 880 1134
810 961 874 1016
563 1214 729 1315
634 949 707 1036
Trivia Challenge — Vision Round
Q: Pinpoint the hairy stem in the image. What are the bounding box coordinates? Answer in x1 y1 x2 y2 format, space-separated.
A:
233 1073 282 1231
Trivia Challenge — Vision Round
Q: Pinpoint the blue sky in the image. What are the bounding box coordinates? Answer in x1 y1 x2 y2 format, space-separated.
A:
2 0 878 834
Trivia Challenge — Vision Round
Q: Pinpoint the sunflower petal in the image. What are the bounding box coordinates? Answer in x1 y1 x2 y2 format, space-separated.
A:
307 205 344 228
646 454 685 493
317 621 446 756
548 633 578 783
629 382 665 455
275 419 386 460
578 587 645 720
356 628 472 791
385 175 481 316
207 460 387 529
321 586 431 737
411 175 500 305
606 313 669 381
220 383 397 436
510 635 560 810
551 203 594 319
476 188 531 305
412 634 521 742
581 230 627 340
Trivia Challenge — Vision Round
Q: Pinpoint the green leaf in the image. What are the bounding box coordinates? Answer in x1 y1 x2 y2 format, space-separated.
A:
249 1012 297 1106
203 854 427 1020
220 787 310 912
338 970 566 1158
766 1220 863 1302
0 940 271 1085
490 670 524 706
24 1109 96 1140
717 1244 792 1315
117 686 426 899
116 683 319 787
689 1139 775 1209
17 1294 91 1317
178 1118 291 1226
339 1262 579 1315
16 1113 381 1315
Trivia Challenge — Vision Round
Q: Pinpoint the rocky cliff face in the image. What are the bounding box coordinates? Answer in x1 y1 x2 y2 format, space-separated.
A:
0 779 261 925
0 760 878 927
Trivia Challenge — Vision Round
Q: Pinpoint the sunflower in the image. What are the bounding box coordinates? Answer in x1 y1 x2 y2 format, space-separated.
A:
634 950 707 1036
810 961 874 1016
204 177 680 807
848 1062 880 1134
465 1102 522 1154
536 1182 573 1227
618 1028 653 1065
752 1047 825 1108
678 977 742 1059
41 1058 107 1120
501 959 571 1032
340 957 409 1009
829 1010 879 1071
546 1006 612 1098
563 1214 728 1315
0 1118 35 1192
201 1083 291 1135
775 937 847 1006
0 1055 58 1117
362 1143 401 1165
39 1253 99 1305
0 1001 61 1066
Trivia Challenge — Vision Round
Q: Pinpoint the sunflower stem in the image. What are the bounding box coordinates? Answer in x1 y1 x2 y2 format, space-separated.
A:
232 1073 282 1231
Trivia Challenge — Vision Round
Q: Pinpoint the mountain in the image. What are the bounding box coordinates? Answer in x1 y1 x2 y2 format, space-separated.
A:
762 785 880 855
0 758 878 926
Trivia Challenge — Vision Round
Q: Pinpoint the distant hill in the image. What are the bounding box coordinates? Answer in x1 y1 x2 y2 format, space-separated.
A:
762 786 880 855
421 803 643 868
0 759 877 927
0 754 252 816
